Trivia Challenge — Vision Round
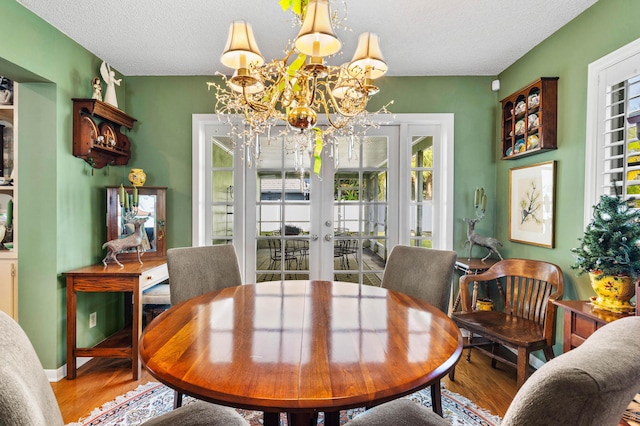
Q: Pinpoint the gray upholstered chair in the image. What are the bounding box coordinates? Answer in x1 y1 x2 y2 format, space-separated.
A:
167 244 242 306
0 310 247 426
166 244 242 407
381 245 457 313
347 315 640 426
381 245 457 416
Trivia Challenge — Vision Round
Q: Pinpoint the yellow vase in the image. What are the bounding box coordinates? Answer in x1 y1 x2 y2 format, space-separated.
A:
475 298 494 311
588 272 636 313
128 168 146 187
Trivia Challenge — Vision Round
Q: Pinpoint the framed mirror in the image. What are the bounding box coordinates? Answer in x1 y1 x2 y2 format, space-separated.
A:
106 186 166 261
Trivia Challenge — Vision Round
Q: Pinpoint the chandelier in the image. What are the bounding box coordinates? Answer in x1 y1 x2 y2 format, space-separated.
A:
209 0 391 170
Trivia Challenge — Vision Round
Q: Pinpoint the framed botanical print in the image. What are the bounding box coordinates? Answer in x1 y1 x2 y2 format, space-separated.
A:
509 160 556 247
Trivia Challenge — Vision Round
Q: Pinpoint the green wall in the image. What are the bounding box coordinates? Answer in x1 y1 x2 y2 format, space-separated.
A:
1 0 638 371
0 1 128 369
495 0 640 302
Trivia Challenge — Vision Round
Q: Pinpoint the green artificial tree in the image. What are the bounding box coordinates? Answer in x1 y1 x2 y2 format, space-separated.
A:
571 194 640 280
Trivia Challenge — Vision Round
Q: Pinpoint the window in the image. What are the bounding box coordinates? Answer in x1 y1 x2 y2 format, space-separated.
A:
585 37 640 224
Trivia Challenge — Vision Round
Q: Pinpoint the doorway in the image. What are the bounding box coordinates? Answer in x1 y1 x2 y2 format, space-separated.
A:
192 114 454 285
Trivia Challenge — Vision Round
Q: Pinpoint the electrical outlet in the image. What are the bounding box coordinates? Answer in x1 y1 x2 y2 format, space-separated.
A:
89 312 97 328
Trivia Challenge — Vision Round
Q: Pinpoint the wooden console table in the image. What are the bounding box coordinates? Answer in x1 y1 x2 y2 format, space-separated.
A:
553 300 634 353
65 258 168 379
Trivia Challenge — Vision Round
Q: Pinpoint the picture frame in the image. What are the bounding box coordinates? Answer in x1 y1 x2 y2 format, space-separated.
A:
509 160 556 248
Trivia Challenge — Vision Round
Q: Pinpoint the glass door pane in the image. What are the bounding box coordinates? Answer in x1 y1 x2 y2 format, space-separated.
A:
210 136 235 245
249 128 395 284
255 134 311 282
331 132 391 286
410 135 433 248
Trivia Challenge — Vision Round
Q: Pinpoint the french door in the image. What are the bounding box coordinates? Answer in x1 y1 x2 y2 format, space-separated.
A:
193 114 454 285
244 126 398 284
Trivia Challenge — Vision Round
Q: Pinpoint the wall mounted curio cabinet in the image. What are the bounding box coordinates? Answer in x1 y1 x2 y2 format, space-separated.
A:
500 77 558 160
72 99 137 169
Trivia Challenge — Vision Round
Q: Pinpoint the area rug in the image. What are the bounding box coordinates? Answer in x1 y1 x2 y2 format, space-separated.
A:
69 381 501 426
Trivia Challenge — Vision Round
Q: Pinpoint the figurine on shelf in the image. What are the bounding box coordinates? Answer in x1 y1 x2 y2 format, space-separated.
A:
0 77 13 105
464 217 503 262
100 61 121 108
463 187 504 261
91 76 102 101
102 215 148 268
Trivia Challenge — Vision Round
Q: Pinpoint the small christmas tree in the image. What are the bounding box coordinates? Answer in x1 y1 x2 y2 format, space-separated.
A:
571 194 640 280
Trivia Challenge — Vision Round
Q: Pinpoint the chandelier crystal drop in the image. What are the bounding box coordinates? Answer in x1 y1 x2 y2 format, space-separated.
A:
209 0 392 170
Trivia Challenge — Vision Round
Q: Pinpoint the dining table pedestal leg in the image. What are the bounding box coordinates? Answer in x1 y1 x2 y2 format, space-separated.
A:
287 411 319 426
263 412 279 426
265 409 339 425
324 411 340 426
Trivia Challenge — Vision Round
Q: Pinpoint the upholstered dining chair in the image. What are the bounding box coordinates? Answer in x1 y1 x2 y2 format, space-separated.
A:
347 315 640 426
166 244 242 407
0 310 248 426
449 258 564 389
167 244 242 306
381 245 457 313
381 245 457 416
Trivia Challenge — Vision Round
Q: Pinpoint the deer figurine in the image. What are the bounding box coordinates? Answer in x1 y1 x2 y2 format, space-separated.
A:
102 216 149 267
463 217 504 262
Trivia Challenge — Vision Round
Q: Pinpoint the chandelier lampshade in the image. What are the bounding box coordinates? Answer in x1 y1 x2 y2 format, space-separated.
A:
294 0 341 58
221 21 264 70
348 32 388 80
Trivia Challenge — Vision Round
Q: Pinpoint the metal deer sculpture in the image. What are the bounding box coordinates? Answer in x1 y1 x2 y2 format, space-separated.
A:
463 217 504 261
102 215 149 267
462 188 504 261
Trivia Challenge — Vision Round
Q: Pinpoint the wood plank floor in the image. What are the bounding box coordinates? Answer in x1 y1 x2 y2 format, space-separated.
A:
52 349 518 424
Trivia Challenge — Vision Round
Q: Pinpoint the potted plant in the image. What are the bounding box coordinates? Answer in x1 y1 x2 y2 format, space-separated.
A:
571 193 640 313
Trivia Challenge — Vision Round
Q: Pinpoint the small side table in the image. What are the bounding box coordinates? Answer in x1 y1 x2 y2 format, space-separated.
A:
65 258 168 380
452 258 501 311
553 300 634 353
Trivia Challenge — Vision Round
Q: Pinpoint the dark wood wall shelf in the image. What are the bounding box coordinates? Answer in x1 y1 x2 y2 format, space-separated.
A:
500 77 558 160
72 98 137 169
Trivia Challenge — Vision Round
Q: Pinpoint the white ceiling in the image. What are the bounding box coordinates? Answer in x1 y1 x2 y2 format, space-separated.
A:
16 0 598 77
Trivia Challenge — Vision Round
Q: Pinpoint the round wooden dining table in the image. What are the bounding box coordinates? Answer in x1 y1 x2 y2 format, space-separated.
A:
139 280 462 426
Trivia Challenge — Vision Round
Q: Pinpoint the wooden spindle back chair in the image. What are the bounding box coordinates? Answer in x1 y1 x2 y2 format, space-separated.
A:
450 258 564 388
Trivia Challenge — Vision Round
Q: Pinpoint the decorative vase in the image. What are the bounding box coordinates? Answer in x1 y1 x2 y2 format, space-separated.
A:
475 298 494 311
128 168 146 187
588 271 636 313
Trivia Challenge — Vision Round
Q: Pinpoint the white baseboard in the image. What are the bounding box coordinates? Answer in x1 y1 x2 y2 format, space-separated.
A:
46 357 92 382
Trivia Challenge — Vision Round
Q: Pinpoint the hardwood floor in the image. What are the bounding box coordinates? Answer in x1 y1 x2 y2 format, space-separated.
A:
52 349 518 424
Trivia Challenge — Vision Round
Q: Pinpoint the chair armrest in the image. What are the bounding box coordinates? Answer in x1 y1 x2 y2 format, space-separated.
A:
458 267 507 312
458 274 478 313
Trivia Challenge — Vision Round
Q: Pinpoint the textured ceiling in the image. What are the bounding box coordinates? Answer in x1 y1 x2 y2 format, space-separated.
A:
17 0 598 77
